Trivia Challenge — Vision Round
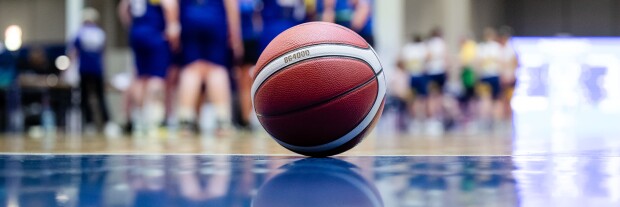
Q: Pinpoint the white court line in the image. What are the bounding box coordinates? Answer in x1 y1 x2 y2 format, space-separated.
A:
0 152 524 157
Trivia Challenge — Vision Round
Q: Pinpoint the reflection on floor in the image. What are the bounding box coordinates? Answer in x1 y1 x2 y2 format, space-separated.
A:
1 155 619 207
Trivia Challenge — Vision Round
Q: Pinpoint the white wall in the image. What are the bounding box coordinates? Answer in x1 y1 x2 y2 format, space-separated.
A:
0 0 66 44
374 0 405 78
403 0 472 52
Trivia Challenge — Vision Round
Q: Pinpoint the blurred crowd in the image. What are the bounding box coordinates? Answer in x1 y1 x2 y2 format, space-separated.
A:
390 26 518 135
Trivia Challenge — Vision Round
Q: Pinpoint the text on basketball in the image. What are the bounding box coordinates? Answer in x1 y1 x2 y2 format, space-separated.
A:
284 50 310 63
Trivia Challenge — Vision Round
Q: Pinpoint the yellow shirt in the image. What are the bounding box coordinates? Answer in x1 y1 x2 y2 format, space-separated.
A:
459 40 477 65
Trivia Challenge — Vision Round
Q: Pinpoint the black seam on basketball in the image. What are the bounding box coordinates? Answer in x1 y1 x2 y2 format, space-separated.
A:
257 69 383 119
275 75 383 151
267 79 384 151
316 72 384 150
308 102 384 156
284 98 385 155
255 43 372 75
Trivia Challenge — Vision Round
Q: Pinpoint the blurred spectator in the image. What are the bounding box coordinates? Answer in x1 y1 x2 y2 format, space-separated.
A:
425 27 449 135
498 25 517 124
399 34 428 133
458 34 477 120
70 8 112 133
475 27 503 130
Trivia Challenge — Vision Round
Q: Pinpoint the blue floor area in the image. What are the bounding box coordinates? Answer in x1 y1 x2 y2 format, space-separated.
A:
0 155 618 206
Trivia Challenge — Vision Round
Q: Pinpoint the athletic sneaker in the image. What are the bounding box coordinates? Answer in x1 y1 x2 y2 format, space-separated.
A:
425 119 444 137
179 120 199 136
408 119 423 135
104 122 121 138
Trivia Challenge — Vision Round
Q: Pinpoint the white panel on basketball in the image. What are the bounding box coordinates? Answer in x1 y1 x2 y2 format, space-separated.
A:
251 44 382 102
252 44 386 153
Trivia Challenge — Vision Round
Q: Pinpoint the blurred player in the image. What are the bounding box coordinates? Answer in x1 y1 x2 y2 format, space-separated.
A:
70 8 113 134
425 28 449 135
320 0 374 46
236 0 261 130
475 27 503 130
498 26 518 128
177 0 243 135
399 34 428 134
118 0 180 136
458 35 478 127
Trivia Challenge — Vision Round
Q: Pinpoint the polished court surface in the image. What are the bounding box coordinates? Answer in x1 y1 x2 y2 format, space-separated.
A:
2 107 620 206
1 155 619 206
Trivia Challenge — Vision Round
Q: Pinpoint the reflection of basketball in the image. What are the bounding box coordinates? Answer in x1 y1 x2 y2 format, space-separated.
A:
253 158 383 207
251 22 386 157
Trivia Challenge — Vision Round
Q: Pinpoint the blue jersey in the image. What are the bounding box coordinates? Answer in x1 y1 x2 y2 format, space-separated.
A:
130 0 166 32
240 0 259 40
73 24 105 75
179 0 229 66
129 0 172 77
261 0 305 25
316 0 373 36
260 0 305 51
129 0 169 52
180 0 227 32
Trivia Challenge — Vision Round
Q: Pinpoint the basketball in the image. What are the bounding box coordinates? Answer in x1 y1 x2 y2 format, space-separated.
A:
251 22 386 157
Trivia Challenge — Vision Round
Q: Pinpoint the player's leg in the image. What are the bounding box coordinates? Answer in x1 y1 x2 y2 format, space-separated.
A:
92 71 116 136
476 77 494 130
164 64 180 126
143 76 166 136
426 73 446 135
427 73 446 119
204 62 233 135
177 61 205 132
129 77 148 135
79 74 94 130
122 79 137 134
236 38 258 129
93 74 110 123
490 77 504 131
409 75 427 133
236 65 253 127
442 79 463 131
501 78 515 127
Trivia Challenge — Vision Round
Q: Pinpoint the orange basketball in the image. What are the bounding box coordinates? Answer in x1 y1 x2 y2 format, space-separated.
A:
251 22 386 156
